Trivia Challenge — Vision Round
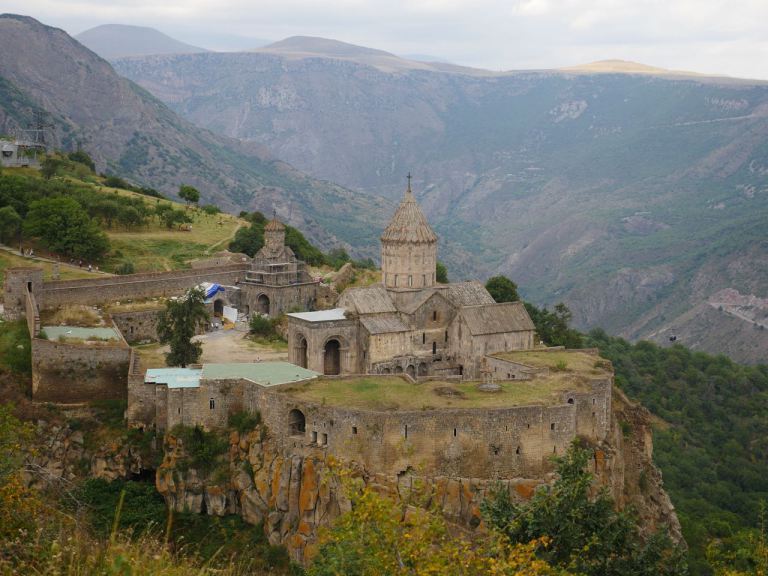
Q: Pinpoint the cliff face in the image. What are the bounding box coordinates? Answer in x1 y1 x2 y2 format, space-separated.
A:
155 386 683 563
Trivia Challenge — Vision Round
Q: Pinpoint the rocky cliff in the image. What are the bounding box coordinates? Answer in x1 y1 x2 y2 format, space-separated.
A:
155 386 683 563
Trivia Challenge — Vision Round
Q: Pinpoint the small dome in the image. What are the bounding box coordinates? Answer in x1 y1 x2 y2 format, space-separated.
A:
265 218 285 232
381 187 437 244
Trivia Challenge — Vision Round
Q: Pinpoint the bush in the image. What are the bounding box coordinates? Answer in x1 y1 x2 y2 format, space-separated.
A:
200 204 221 215
249 314 276 337
67 150 95 172
172 425 228 472
115 260 135 275
228 410 261 434
103 175 131 189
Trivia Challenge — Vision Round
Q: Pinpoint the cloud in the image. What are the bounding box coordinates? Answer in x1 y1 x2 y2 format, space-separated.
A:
3 0 768 79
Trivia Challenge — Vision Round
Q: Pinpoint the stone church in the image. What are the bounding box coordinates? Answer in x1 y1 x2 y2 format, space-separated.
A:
286 181 536 378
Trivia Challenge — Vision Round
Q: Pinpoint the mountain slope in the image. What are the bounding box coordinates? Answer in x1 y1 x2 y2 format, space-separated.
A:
0 15 389 257
75 24 209 59
112 45 768 361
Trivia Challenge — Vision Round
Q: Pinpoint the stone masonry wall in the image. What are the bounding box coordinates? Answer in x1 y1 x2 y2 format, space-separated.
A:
32 337 131 402
111 308 164 343
39 264 249 309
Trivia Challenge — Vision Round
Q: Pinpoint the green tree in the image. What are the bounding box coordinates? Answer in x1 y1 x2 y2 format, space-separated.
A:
40 156 63 179
67 150 95 172
23 196 109 261
486 275 520 302
436 261 448 283
156 287 209 367
178 184 200 208
525 302 583 348
0 205 21 244
159 207 191 230
482 443 687 576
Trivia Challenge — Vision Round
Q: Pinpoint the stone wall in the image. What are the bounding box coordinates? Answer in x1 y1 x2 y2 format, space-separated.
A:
38 264 249 310
111 308 163 343
241 282 319 319
2 267 43 320
288 318 360 374
31 337 131 402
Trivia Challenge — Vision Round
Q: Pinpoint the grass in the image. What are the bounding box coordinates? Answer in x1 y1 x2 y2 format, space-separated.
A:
44 305 104 327
100 189 247 272
134 342 168 369
278 375 591 411
0 249 101 286
493 350 612 377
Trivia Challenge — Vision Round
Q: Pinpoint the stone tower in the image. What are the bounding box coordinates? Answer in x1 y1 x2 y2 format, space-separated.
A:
381 176 438 290
264 217 286 256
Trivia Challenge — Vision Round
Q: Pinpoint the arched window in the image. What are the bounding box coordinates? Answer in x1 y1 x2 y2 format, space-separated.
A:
288 409 306 436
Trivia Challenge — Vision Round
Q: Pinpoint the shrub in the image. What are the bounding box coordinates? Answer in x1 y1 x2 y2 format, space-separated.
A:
172 424 228 472
249 314 276 337
228 410 261 434
115 260 136 275
200 204 221 215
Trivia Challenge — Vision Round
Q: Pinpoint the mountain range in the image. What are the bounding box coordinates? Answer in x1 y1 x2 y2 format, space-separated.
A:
109 35 768 362
0 15 389 257
2 18 767 362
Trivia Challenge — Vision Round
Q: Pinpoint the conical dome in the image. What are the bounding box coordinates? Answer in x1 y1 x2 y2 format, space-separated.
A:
265 218 285 232
381 187 437 244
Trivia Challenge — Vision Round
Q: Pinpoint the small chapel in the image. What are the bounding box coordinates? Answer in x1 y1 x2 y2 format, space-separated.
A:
286 179 536 378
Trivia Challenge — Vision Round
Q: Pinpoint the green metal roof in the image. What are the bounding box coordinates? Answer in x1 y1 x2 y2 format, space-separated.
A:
43 326 121 342
145 368 202 389
201 362 318 387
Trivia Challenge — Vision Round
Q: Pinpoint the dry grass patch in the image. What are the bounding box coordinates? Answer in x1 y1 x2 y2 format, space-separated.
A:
45 305 104 327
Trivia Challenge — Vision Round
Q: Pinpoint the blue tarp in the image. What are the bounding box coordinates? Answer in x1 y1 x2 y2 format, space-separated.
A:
200 282 225 301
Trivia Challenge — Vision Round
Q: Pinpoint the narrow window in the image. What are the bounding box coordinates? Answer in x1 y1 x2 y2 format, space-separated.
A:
352 426 357 435
209 398 215 410
321 433 328 446
453 428 457 437
593 398 596 405
394 275 398 287
516 446 521 455
408 275 413 287
432 342 437 354
444 330 448 342
550 423 555 431
178 407 181 414
432 310 438 321
404 424 408 439
422 332 426 344
422 274 426 286
311 431 318 443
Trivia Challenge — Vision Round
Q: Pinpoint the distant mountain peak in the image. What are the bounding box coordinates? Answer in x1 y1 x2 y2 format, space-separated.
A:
75 23 209 60
259 36 396 59
559 59 702 77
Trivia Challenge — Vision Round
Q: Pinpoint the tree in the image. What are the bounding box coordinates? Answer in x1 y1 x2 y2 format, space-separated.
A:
23 196 109 261
156 287 209 367
436 261 448 283
525 302 583 348
40 156 63 180
309 482 569 576
482 443 687 576
486 275 520 302
178 184 200 208
67 150 95 172
159 207 191 230
0 205 21 244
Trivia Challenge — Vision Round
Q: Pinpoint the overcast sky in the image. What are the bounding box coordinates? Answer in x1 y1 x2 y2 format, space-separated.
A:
5 0 768 79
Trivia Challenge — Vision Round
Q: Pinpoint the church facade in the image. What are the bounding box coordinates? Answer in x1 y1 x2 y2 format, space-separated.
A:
286 182 536 379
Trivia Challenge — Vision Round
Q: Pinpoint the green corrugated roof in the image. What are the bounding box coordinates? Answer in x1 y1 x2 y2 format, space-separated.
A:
201 362 318 387
146 368 202 389
43 326 121 341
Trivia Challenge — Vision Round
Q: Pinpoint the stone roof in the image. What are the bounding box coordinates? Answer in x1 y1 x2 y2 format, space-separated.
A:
265 218 285 231
380 188 438 244
460 302 535 335
338 284 397 314
444 281 496 307
287 308 347 322
360 313 410 335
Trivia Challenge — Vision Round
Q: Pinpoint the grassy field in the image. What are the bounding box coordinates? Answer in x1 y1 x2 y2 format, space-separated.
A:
0 249 102 286
279 375 591 411
100 187 247 272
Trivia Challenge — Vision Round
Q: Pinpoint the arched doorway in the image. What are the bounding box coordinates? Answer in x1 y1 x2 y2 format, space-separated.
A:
257 294 270 315
288 409 305 436
324 339 341 375
394 365 404 374
213 299 224 317
418 363 428 376
297 336 308 369
382 367 391 374
406 365 416 378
